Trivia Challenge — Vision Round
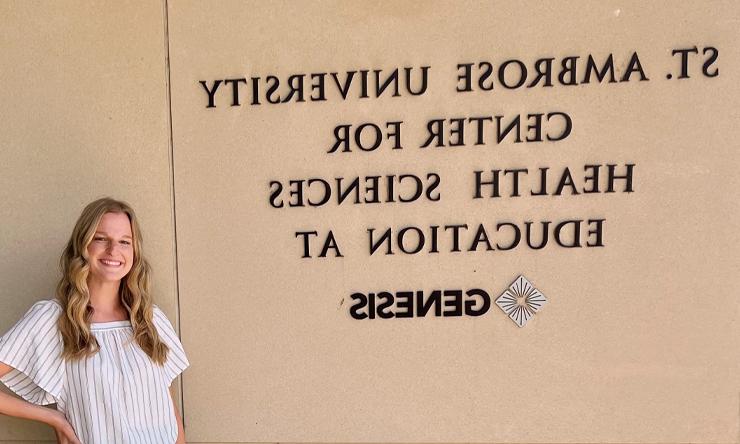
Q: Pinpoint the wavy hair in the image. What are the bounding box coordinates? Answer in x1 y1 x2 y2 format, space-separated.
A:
56 197 169 365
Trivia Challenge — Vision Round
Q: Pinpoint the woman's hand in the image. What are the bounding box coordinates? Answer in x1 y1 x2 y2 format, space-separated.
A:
49 410 81 444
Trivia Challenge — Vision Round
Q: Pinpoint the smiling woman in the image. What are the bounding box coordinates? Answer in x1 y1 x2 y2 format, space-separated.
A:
0 198 188 444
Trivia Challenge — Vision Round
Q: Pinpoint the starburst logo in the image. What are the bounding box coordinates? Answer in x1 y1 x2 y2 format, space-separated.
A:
495 275 547 327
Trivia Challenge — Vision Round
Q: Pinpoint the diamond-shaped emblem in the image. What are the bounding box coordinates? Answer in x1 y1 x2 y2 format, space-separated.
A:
495 275 547 327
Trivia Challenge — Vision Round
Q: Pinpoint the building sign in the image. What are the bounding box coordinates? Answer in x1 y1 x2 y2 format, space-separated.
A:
168 3 737 442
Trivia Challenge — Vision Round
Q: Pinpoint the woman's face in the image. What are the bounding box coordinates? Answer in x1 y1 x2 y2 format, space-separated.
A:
86 212 134 285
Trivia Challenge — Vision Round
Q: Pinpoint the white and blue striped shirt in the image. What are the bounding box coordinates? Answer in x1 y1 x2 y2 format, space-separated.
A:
0 300 189 443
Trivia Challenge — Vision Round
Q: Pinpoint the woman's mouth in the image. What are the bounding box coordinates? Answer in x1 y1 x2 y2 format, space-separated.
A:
100 259 123 267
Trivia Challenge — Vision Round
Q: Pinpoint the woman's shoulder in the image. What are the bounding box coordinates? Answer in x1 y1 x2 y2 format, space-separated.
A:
151 304 172 323
15 299 63 325
1 299 62 340
149 303 189 384
31 299 63 312
0 300 62 349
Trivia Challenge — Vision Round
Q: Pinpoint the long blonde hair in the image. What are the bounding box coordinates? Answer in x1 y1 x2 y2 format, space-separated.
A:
56 197 169 365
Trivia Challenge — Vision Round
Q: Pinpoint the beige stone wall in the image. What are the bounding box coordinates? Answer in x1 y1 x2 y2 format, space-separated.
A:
0 1 177 441
1 1 739 443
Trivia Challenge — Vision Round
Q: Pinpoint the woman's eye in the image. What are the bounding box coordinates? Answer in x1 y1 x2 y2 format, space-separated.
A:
120 241 131 245
94 237 106 242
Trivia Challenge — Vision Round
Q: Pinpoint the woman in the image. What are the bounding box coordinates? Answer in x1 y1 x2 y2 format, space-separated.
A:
0 198 188 443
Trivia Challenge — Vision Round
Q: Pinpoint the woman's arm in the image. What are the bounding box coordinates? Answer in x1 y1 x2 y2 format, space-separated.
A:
170 385 186 443
0 362 80 443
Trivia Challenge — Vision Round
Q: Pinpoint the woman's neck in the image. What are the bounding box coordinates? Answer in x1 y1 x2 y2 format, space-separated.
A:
88 278 128 321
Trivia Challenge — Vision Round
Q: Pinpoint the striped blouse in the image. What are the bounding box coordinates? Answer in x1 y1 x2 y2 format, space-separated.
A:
0 300 189 443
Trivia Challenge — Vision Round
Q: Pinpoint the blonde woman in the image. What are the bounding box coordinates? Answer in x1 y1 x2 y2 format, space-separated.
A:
0 198 188 443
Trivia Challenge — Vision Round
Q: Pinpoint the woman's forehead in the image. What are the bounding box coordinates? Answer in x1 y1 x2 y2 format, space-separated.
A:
94 212 133 237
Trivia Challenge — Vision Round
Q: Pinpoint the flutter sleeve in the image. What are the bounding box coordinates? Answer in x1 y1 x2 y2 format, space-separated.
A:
0 300 64 405
152 306 190 386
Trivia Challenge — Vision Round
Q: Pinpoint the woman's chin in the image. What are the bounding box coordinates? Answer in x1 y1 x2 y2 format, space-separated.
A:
88 271 128 284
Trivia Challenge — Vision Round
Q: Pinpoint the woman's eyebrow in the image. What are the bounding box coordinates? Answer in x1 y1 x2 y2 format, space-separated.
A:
94 231 133 239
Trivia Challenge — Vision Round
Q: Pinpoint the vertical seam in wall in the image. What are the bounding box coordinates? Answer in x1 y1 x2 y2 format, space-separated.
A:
162 0 185 427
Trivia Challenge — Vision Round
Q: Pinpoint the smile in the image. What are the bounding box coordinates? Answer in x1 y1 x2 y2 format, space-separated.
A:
100 259 123 267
